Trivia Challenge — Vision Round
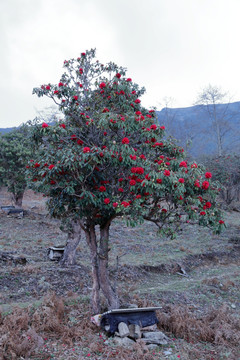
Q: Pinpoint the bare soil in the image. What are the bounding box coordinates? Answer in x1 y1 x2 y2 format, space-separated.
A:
0 188 239 359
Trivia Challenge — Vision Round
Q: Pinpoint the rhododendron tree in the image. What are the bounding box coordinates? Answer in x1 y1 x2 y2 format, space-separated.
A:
28 49 224 313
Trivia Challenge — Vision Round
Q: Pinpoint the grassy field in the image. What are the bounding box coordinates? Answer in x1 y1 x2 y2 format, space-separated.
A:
0 188 239 359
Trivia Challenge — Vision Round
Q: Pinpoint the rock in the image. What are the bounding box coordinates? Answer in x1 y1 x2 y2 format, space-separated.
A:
164 349 173 356
142 324 158 331
142 331 169 345
118 322 130 337
147 344 159 350
129 324 141 339
113 336 135 347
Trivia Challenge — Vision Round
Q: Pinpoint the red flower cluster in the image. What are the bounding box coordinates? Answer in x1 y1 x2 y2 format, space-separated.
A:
42 122 49 128
83 147 91 153
202 181 209 190
131 167 144 174
48 164 54 170
178 178 184 183
122 137 130 144
104 198 110 204
205 172 212 179
99 186 106 192
164 170 170 176
179 161 187 168
99 82 106 89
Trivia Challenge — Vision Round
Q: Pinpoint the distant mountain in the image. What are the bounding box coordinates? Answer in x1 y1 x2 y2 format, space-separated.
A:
0 127 17 134
1 102 239 157
156 101 240 157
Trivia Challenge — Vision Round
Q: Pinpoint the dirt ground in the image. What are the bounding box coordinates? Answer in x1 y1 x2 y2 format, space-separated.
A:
0 188 239 359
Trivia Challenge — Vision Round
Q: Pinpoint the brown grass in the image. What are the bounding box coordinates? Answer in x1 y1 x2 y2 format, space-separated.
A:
157 304 240 345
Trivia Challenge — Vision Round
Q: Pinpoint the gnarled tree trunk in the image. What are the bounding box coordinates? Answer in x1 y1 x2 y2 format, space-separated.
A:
84 220 119 314
60 220 81 266
13 192 24 208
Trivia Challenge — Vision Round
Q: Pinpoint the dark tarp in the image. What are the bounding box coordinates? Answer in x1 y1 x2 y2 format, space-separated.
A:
100 310 158 335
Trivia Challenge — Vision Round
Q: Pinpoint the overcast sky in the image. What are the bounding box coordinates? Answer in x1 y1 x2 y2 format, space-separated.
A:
1 0 240 128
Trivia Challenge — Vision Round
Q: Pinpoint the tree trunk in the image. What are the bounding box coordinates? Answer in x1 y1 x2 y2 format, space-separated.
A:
60 220 81 266
13 192 24 207
99 223 119 309
84 221 119 314
85 225 101 314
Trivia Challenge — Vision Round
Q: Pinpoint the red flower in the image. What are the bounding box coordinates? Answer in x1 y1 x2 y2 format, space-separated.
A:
121 201 130 207
50 180 56 185
81 52 86 56
99 82 106 89
79 68 83 74
150 124 157 130
140 154 146 160
219 220 224 224
202 181 209 190
42 122 49 128
205 201 212 208
134 99 141 104
54 90 59 94
104 198 110 204
205 172 212 179
160 126 165 130
130 155 137 160
102 108 109 113
59 123 66 129
129 179 136 186
164 170 170 176
179 161 187 168
83 147 91 153
48 164 54 170
113 202 118 208
118 188 124 192
194 180 200 188
122 137 129 144
126 78 132 82
200 211 206 215
136 195 141 199
73 95 78 101
99 186 106 192
58 82 64 87
77 139 83 145
115 73 121 78
46 85 51 90
135 111 141 115
178 178 184 183
118 178 124 182
162 208 167 213
34 163 40 168
156 179 162 184
191 163 198 168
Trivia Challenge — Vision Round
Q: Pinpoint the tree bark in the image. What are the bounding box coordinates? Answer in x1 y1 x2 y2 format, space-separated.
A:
60 220 81 266
99 223 119 310
84 221 119 314
85 224 101 314
13 192 24 207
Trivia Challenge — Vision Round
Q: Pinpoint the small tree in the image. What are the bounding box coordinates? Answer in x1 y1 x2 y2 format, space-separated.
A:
194 85 239 157
28 49 224 313
0 126 32 207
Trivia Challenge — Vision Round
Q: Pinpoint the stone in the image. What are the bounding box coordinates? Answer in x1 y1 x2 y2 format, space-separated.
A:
118 322 130 338
164 349 173 356
142 324 158 331
147 344 159 350
129 324 141 339
142 331 169 345
113 336 135 348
